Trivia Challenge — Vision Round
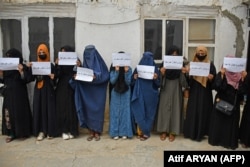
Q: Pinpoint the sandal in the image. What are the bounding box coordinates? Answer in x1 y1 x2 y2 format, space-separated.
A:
5 136 14 143
140 135 149 141
241 144 248 148
160 133 167 141
136 135 142 139
94 133 101 141
87 135 94 141
87 132 95 141
169 133 175 142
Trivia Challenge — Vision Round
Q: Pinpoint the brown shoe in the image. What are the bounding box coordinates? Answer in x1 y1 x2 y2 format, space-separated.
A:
87 131 95 141
169 133 175 142
160 133 167 141
140 135 149 141
94 133 101 141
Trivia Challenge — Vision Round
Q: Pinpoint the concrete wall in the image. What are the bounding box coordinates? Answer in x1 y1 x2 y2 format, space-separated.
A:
73 0 249 70
75 1 141 68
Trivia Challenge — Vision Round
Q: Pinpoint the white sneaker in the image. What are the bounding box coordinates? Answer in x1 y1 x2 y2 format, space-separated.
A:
37 132 45 141
62 133 70 140
122 136 127 140
68 133 74 139
113 136 119 140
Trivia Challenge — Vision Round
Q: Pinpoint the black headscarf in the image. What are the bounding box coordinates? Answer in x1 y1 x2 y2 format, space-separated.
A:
60 45 75 52
109 51 129 94
5 48 23 64
4 48 23 78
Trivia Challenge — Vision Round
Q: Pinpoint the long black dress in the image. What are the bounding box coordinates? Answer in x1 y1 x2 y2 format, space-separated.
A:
208 72 246 150
55 64 79 137
1 66 33 138
183 63 216 141
31 63 57 137
239 74 250 147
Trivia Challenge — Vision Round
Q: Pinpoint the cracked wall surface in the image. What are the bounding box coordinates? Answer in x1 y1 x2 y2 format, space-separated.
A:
222 10 245 57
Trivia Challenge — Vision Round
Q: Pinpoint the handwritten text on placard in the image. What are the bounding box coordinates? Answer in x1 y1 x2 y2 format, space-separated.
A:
137 65 155 80
75 67 94 82
223 57 246 72
189 62 210 77
112 52 131 67
58 52 78 65
0 58 19 70
163 55 183 69
31 62 51 75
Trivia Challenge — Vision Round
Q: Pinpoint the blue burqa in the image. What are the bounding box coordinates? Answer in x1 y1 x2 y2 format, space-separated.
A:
69 45 109 133
131 52 160 137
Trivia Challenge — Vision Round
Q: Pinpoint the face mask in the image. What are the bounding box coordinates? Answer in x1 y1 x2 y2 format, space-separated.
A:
39 54 47 60
196 54 207 61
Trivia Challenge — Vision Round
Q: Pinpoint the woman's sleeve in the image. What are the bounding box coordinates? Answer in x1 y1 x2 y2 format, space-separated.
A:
110 70 119 85
124 67 132 85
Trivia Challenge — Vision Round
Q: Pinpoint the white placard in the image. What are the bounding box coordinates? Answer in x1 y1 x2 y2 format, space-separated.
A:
75 67 94 82
31 62 51 75
163 55 183 69
189 62 210 77
58 52 77 65
0 58 19 70
223 57 246 72
112 52 131 67
137 65 155 80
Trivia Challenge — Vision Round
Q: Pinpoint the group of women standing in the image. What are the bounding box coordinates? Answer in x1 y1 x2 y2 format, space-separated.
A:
1 44 250 150
109 51 160 141
109 45 250 150
0 44 80 142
